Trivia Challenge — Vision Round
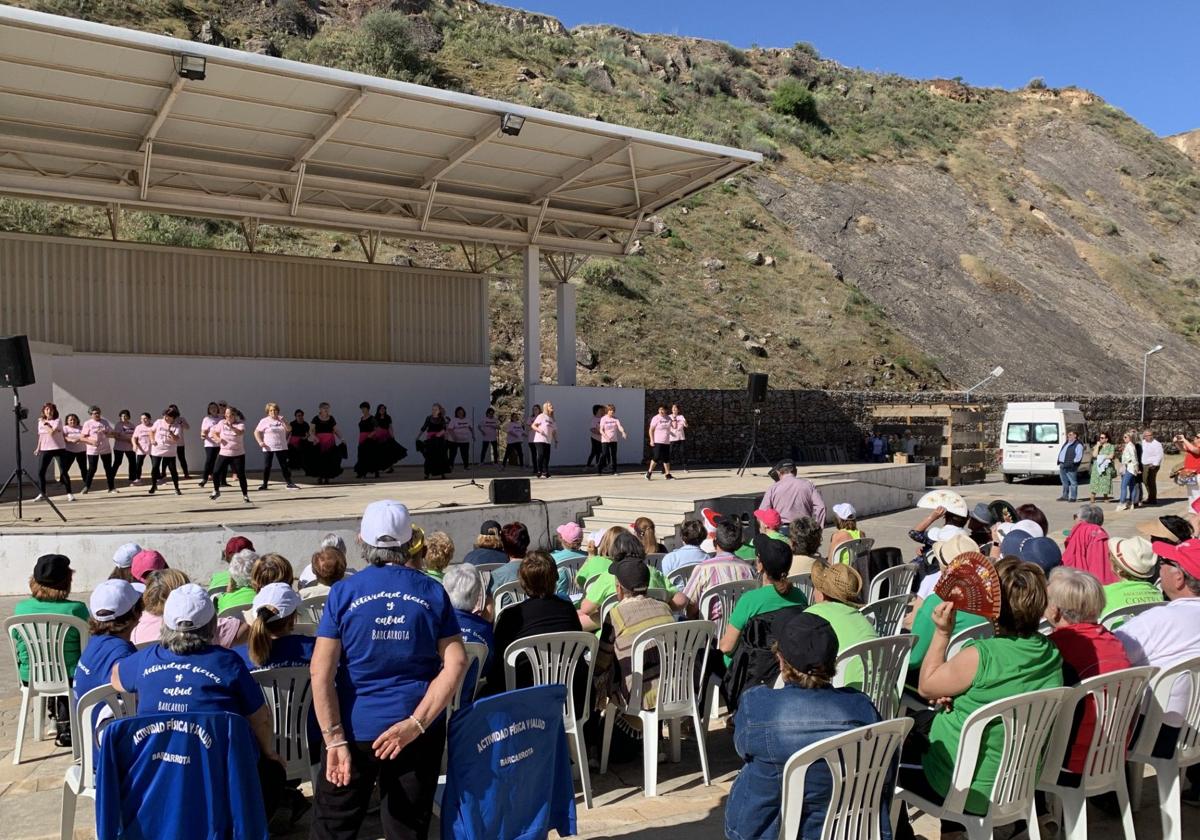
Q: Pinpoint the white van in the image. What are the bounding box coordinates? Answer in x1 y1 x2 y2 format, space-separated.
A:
1000 402 1091 483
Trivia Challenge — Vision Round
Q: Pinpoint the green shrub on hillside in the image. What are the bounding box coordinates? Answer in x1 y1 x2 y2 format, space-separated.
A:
771 79 820 124
296 11 439 84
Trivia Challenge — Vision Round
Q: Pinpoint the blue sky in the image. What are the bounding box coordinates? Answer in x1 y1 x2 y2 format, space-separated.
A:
523 1 1199 137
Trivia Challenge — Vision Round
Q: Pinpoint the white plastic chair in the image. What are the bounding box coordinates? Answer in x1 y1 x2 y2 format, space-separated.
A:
645 552 666 572
475 562 506 574
830 537 874 567
698 579 758 640
833 635 916 720
1126 655 1200 840
779 717 913 840
61 683 137 840
597 593 620 630
867 564 915 603
493 580 526 614
292 622 317 637
858 594 914 638
504 632 599 808
5 614 90 765
1099 601 1163 631
217 602 248 620
207 582 227 598
556 555 586 600
666 562 701 591
788 573 814 603
450 642 490 715
948 621 994 658
253 666 316 786
1038 666 1157 840
299 592 327 625
893 686 1070 840
599 619 714 797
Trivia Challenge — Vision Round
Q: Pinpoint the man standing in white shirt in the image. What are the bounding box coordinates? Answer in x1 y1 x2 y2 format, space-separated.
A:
1140 429 1164 506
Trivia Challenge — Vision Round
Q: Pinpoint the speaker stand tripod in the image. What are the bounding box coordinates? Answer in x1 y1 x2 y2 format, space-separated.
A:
737 408 768 477
0 386 66 522
453 477 485 490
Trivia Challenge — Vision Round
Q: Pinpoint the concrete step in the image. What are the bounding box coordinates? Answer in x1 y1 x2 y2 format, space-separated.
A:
582 515 686 536
587 497 700 516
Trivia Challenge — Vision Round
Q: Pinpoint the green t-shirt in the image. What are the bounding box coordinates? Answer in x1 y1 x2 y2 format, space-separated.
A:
1102 580 1163 619
576 555 611 586
584 566 676 607
909 593 989 670
208 570 230 591
724 584 809 665
805 600 877 686
734 544 757 561
425 569 445 582
216 586 255 613
12 597 91 682
923 634 1063 815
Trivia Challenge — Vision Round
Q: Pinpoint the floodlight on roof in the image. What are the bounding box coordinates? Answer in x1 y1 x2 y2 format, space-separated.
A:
500 113 525 136
177 53 206 81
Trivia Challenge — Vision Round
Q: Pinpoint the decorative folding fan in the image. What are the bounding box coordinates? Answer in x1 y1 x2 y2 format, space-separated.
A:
934 552 1001 621
916 489 968 517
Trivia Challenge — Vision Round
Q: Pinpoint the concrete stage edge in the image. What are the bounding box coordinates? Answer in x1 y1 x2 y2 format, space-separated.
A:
0 464 924 595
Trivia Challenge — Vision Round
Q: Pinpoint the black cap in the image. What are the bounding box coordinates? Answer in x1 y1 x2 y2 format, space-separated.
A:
613 558 650 594
753 533 792 578
1159 515 1194 544
33 554 72 586
776 611 838 675
480 519 501 536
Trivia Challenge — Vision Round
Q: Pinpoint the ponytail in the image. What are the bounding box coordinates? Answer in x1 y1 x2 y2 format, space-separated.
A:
247 605 299 668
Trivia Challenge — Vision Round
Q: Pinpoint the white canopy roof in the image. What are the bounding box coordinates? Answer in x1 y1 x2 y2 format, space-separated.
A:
0 6 760 256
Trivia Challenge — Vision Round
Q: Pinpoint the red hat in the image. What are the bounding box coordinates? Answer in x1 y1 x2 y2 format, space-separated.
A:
224 536 254 558
753 508 782 530
1154 538 1200 578
131 549 168 583
1191 497 1200 517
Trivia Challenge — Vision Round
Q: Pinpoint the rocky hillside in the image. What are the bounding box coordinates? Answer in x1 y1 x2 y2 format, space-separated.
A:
1167 128 1200 163
5 0 1200 399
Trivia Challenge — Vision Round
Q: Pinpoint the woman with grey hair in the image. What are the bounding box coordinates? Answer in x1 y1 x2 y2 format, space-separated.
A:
310 501 466 839
443 563 494 685
216 548 259 612
788 515 824 576
1075 503 1105 526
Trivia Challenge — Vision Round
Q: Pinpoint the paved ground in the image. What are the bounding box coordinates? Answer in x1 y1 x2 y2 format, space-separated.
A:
0 475 1195 838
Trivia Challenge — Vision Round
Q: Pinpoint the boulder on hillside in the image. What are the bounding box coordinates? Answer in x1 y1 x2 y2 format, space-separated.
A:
403 15 443 53
745 250 765 266
244 36 280 57
763 255 777 267
736 327 751 342
744 340 768 358
700 257 726 272
583 62 615 93
703 278 723 294
627 239 645 256
575 339 599 370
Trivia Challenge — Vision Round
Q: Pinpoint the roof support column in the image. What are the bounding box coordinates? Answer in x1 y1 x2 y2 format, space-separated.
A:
556 280 576 386
523 244 541 398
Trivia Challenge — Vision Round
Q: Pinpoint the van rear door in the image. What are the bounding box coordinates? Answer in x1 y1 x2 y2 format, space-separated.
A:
1004 420 1035 472
1029 419 1062 474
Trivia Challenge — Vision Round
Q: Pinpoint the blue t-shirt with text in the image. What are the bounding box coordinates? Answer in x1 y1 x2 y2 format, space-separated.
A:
74 634 137 714
233 634 316 672
317 563 461 741
117 644 265 718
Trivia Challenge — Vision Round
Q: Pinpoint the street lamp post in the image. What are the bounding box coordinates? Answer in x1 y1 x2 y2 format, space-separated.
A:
1140 344 1164 425
964 366 1005 402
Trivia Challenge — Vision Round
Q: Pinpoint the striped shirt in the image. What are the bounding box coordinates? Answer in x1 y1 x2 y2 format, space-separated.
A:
681 553 755 618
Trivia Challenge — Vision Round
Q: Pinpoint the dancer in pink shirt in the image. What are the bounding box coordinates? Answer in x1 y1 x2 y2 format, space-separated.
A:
80 405 117 494
447 406 474 470
33 402 73 502
531 402 558 479
62 414 87 483
198 401 224 489
503 412 525 469
255 402 298 491
646 405 675 480
586 404 604 469
209 405 250 503
130 412 153 486
669 404 689 469
166 404 191 478
597 404 627 476
527 407 540 472
112 409 136 484
478 407 500 465
148 407 183 495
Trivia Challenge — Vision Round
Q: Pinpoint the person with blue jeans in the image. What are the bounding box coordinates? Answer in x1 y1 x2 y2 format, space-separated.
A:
725 611 885 840
1116 429 1143 511
1056 431 1085 503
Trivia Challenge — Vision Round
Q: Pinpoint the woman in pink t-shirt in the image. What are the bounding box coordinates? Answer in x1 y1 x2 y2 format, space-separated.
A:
597 404 627 476
478 407 500 465
198 401 224 490
62 413 88 483
33 402 73 501
112 409 136 484
527 407 541 472
254 402 297 491
586 404 604 469
646 405 675 480
130 412 154 486
447 406 474 470
80 405 117 494
148 407 183 495
669 403 689 469
209 405 249 503
503 412 526 469
530 402 558 479
166 404 191 478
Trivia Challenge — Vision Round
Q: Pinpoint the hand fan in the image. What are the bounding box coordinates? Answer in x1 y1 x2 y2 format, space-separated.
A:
934 552 1001 621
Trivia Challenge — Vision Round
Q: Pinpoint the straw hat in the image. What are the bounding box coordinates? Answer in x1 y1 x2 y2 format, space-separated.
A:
810 559 863 604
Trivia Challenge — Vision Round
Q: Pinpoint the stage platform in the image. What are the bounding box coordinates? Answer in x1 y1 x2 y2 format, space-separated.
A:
0 462 924 595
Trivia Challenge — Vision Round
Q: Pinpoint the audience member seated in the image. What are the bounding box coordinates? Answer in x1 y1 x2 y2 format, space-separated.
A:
682 518 755 619
908 495 970 572
589 558 677 763
488 522 531 591
234 583 314 671
130 549 168 586
575 526 626 589
914 533 979 600
108 542 141 585
461 519 508 567
74 580 142 727
804 560 876 686
788 516 824 576
752 508 788 544
298 534 346 589
661 519 710 576
299 545 348 598
895 559 1063 838
966 502 996 548
113 583 290 822
578 533 686 631
907 551 990 676
14 554 89 747
422 531 454 582
633 516 668 555
217 548 259 611
1044 567 1132 777
720 535 808 666
828 502 863 555
210 535 254 591
443 563 494 678
131 568 190 645
1017 503 1050 539
552 522 586 563
1103 536 1163 614
1061 504 1113 583
725 612 883 840
999 531 1063 575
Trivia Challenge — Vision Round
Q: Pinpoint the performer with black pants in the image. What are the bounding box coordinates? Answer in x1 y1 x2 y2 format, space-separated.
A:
130 412 153 485
597 404 626 476
33 402 73 501
198 402 224 489
148 407 183 495
530 402 558 479
586 404 604 468
503 412 525 468
63 414 88 481
209 405 250 503
255 402 298 490
81 405 117 494
167 404 191 478
526 407 539 473
112 409 136 482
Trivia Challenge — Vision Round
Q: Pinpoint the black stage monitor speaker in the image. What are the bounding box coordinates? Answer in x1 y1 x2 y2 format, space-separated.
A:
0 335 35 388
490 478 531 505
747 372 768 403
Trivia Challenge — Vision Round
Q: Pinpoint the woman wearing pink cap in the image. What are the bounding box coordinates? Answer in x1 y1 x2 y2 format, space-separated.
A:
530 402 558 479
255 402 297 491
63 414 88 485
646 405 675 481
148 407 183 495
112 409 136 484
80 405 117 494
130 412 153 486
33 402 73 502
209 405 250 503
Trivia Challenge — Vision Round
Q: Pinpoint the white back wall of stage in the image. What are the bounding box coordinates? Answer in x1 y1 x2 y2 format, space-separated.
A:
528 384 646 466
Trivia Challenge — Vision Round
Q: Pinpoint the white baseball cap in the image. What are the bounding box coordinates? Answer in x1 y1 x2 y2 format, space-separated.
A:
112 542 142 569
89 579 141 621
832 503 857 521
360 500 413 548
162 583 216 630
245 582 302 623
995 520 1045 540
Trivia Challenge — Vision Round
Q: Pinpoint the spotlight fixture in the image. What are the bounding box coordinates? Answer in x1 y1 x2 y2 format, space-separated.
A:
177 54 207 81
500 113 525 136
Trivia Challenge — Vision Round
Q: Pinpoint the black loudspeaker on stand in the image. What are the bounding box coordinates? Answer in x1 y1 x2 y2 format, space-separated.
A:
739 373 769 476
490 478 531 505
747 372 768 403
0 335 66 522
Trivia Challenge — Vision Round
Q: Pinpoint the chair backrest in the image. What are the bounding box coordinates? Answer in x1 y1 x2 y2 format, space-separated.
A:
556 556 586 599
666 562 700 591
779 717 913 840
4 613 90 693
72 684 138 784
292 622 317 637
948 621 994 658
629 620 714 718
858 594 913 638
1099 601 1163 631
252 667 314 782
217 603 247 620
941 686 1069 820
597 593 620 629
206 583 226 597
788 573 814 603
476 562 506 574
504 631 598 729
833 635 916 720
1041 666 1156 790
299 592 327 625
830 537 874 567
698 579 758 639
645 587 669 604
1037 618 1053 636
493 580 527 614
1129 654 1200 767
645 552 666 572
450 642 490 716
867 564 916 603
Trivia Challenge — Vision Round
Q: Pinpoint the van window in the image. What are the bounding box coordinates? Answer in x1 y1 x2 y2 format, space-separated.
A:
1033 424 1060 444
1006 423 1060 444
1006 423 1032 443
